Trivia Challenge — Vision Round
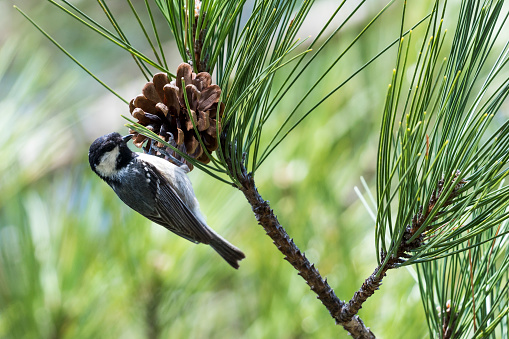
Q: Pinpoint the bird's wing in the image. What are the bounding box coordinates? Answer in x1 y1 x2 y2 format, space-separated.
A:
144 163 213 244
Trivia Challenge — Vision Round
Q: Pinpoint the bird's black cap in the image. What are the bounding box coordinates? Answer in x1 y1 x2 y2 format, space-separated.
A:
88 132 133 178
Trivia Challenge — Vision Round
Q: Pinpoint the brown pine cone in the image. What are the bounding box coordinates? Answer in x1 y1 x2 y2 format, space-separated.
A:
129 63 224 170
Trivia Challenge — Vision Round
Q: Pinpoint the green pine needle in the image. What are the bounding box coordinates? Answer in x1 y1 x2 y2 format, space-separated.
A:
375 0 509 336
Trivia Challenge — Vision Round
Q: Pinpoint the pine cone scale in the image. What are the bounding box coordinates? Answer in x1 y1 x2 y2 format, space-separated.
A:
199 85 221 111
185 84 201 110
197 111 210 131
195 72 212 88
152 73 169 100
163 84 180 115
176 63 193 93
134 95 157 114
155 103 169 117
142 82 160 102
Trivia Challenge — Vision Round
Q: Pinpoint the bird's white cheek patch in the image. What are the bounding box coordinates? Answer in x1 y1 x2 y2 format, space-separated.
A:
95 146 120 178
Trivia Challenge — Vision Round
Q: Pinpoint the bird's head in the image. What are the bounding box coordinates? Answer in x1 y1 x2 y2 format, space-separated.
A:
89 132 134 181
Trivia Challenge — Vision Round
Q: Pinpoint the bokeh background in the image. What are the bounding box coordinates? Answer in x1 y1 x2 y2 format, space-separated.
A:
0 1 480 338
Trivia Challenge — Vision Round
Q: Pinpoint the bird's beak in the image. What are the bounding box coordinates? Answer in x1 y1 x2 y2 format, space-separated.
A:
122 134 134 142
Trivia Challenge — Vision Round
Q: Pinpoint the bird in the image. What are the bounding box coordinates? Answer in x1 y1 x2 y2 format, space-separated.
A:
88 132 245 269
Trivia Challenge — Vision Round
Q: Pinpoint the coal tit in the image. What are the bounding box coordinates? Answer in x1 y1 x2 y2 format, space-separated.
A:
88 132 245 269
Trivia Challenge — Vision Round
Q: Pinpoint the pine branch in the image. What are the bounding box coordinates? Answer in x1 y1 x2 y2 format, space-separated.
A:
237 163 375 339
339 171 466 322
340 263 387 323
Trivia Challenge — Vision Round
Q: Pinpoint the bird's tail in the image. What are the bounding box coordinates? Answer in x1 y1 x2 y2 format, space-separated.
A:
209 234 245 269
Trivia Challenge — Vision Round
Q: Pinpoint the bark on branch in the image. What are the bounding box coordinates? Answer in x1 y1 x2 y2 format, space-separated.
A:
237 166 375 338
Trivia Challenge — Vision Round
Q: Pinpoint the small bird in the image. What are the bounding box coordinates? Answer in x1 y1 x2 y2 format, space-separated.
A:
88 132 245 269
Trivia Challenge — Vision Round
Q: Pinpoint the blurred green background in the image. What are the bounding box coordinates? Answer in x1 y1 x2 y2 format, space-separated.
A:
0 1 462 338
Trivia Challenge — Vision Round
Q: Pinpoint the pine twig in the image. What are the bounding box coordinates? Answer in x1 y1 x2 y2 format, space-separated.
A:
339 171 466 321
237 163 375 338
339 262 388 322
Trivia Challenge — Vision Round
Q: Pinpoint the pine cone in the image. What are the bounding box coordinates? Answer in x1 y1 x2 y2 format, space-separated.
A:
129 63 224 170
